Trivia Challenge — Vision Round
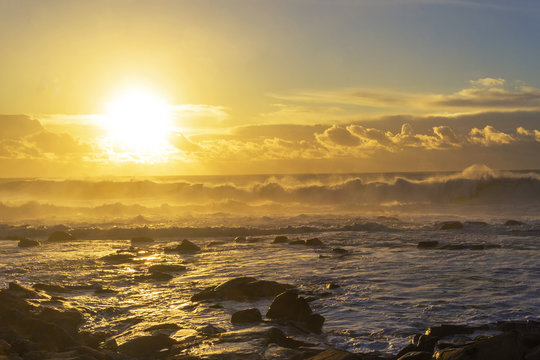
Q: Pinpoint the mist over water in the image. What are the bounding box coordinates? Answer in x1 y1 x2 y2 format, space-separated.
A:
0 164 539 225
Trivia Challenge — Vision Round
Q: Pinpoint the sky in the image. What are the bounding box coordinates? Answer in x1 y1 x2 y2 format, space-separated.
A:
1 0 539 177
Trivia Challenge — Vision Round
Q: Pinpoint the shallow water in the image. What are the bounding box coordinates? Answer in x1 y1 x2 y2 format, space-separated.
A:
1 218 539 355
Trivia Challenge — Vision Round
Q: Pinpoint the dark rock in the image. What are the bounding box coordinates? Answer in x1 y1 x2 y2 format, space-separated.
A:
30 321 77 352
77 330 108 348
413 334 438 352
397 351 432 360
117 334 175 358
426 324 483 337
465 221 489 226
171 239 201 253
395 344 420 359
417 241 438 249
326 283 340 290
7 282 45 299
145 323 181 332
38 306 84 332
526 345 540 360
207 241 225 246
148 264 187 273
332 248 349 255
32 283 70 293
289 239 306 245
273 236 289 244
438 221 463 230
131 236 154 244
306 349 360 360
247 237 261 243
505 220 525 226
231 308 262 324
440 243 467 250
306 238 323 246
135 271 173 282
234 236 246 243
191 276 293 302
17 239 40 248
306 313 325 334
47 231 75 242
266 290 312 321
198 324 225 336
99 253 135 263
266 327 312 349
435 331 524 360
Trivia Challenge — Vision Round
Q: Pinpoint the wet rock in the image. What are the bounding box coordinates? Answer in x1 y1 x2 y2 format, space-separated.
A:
437 221 463 230
266 327 313 349
465 221 489 226
326 283 340 290
413 334 438 352
417 241 438 249
505 220 525 226
6 282 45 299
273 236 289 244
526 346 540 360
440 243 467 250
148 264 187 273
207 241 225 246
117 334 175 358
305 238 323 246
145 323 181 332
32 283 70 293
231 308 262 324
167 239 201 253
396 351 432 360
47 231 75 242
435 331 524 360
332 248 349 255
234 236 247 243
38 307 84 332
135 271 173 282
99 253 135 264
17 239 40 248
306 348 359 360
191 276 293 302
77 330 108 348
198 324 225 336
266 290 325 334
425 324 484 337
131 236 154 245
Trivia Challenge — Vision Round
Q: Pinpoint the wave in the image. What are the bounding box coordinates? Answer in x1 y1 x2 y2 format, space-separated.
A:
0 165 538 222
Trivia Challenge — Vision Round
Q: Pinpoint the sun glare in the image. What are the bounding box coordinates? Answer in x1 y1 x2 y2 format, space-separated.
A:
103 87 174 161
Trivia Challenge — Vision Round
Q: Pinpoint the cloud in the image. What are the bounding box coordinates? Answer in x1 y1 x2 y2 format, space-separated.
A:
468 126 515 146
0 115 43 139
517 126 540 142
25 131 93 155
316 125 361 147
469 77 505 88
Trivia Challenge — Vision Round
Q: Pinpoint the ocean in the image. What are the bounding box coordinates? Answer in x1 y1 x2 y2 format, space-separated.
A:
1 164 539 357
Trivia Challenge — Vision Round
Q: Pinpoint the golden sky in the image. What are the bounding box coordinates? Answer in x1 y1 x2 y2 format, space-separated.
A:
1 0 539 177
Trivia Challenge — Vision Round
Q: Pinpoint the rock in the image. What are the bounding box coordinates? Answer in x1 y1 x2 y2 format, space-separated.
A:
47 231 75 242
77 330 108 348
198 324 225 336
170 239 201 253
231 308 262 324
32 283 70 293
413 334 438 352
17 238 40 248
207 241 225 246
306 238 323 246
234 236 247 243
7 282 45 299
438 221 463 230
117 334 175 358
148 264 187 273
306 348 360 360
273 236 289 244
131 236 154 244
326 283 340 289
465 221 489 226
417 241 438 249
145 323 181 332
37 307 84 332
289 239 306 245
307 313 325 334
526 345 540 360
435 331 524 360
505 220 525 226
332 248 349 255
191 276 293 302
266 290 312 321
397 351 432 360
440 243 467 250
266 327 312 349
425 324 483 337
99 253 135 263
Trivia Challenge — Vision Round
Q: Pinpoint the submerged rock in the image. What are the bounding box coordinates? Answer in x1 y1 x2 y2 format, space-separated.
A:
417 241 438 249
437 221 463 230
273 235 289 243
505 220 525 226
135 271 173 282
266 290 325 333
306 238 323 246
131 236 154 245
191 276 294 302
47 231 75 242
166 239 201 253
99 253 135 263
17 238 40 248
117 334 175 358
231 308 262 324
148 264 187 273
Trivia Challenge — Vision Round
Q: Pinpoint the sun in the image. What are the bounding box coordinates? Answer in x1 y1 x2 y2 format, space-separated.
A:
102 87 174 161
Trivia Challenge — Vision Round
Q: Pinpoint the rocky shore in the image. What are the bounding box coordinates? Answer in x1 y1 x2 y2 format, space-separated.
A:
2 277 540 360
